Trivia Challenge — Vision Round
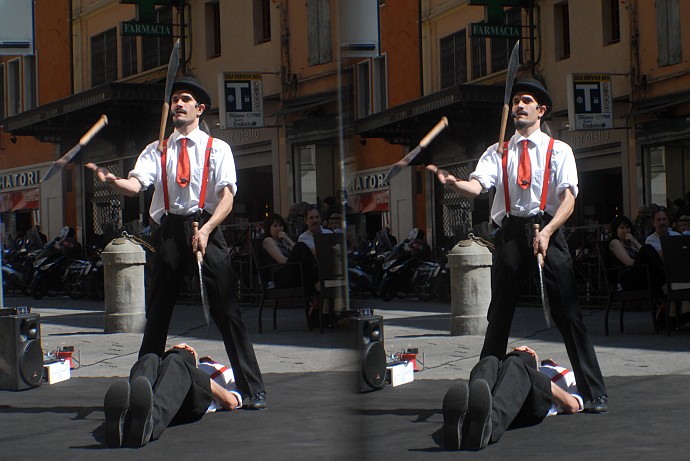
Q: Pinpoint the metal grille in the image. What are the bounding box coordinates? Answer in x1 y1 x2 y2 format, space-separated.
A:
92 161 122 234
142 6 173 71
441 164 472 239
91 28 117 86
440 29 467 89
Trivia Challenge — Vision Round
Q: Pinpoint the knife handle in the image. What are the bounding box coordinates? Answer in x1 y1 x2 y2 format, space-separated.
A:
419 116 449 148
192 222 203 263
79 114 109 147
498 103 510 148
532 223 545 267
157 102 170 153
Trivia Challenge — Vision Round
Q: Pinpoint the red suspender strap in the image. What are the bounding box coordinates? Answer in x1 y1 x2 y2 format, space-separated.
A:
160 136 214 213
551 368 570 383
501 137 555 217
198 136 213 211
539 137 555 212
501 141 510 215
209 365 229 381
161 138 171 213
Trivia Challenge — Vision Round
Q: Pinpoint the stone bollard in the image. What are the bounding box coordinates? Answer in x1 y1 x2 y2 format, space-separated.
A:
448 239 492 335
102 237 147 333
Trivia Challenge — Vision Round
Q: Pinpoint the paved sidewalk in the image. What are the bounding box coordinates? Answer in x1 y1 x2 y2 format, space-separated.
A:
3 293 689 382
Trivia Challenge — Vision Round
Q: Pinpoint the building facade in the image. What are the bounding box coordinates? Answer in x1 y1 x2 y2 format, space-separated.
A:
2 0 354 248
354 0 690 249
0 0 72 243
3 0 689 253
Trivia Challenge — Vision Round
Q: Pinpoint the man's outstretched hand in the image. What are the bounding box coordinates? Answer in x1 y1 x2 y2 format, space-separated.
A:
86 162 120 184
426 164 459 184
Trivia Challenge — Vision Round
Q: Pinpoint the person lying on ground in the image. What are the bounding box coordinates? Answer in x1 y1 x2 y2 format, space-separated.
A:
104 343 241 448
442 345 583 451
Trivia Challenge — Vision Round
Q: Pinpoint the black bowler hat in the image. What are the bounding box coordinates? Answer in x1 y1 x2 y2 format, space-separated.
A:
511 77 552 114
171 75 212 108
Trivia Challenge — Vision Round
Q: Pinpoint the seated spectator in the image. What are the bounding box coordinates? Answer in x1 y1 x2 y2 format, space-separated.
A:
298 205 334 257
321 214 331 231
286 202 307 240
645 206 680 255
261 213 319 295
329 213 345 233
632 204 654 243
608 215 665 301
677 215 690 235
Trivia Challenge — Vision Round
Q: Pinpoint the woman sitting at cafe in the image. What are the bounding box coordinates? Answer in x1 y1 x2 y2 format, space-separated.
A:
261 213 319 296
608 215 665 308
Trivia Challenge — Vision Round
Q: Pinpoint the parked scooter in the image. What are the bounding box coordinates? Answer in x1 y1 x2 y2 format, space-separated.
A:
412 259 438 301
31 226 82 299
348 240 387 297
1 238 40 295
378 228 432 302
431 251 450 303
64 245 104 300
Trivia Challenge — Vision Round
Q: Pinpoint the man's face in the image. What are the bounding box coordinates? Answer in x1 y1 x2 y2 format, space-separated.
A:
171 90 204 128
678 219 690 233
512 92 545 131
654 210 669 234
307 209 322 233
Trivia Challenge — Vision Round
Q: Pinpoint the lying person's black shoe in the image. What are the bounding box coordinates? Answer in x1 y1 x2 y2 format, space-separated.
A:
464 379 492 450
442 383 469 451
243 391 268 410
124 377 154 447
104 380 130 448
584 395 608 413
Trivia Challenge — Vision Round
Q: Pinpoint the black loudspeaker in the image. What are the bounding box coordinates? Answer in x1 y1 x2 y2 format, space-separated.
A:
0 310 43 391
355 315 386 393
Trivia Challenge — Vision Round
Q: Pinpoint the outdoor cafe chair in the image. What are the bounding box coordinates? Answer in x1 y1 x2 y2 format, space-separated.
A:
249 239 311 333
595 240 656 335
660 235 690 335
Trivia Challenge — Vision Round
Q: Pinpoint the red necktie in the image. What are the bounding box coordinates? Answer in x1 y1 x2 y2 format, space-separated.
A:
518 139 531 190
177 138 190 187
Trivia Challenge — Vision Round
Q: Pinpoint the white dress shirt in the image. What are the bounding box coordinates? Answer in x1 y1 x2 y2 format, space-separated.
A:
198 360 242 412
469 130 579 225
539 360 583 416
128 127 238 224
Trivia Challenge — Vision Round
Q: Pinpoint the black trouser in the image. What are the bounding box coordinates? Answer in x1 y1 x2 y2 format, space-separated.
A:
130 350 212 440
470 352 552 443
140 211 265 398
480 214 606 401
273 241 318 295
620 243 665 299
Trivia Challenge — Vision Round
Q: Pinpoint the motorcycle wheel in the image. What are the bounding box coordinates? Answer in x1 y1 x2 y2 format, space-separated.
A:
64 271 85 300
85 273 105 300
379 279 396 302
432 272 451 303
30 275 49 299
413 276 434 301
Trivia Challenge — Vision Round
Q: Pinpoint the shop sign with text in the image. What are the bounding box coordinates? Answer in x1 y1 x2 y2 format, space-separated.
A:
218 72 264 129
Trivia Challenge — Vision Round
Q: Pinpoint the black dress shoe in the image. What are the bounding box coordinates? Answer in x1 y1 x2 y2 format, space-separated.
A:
442 383 469 451
242 391 268 410
584 395 608 413
465 379 492 451
124 377 154 447
104 380 130 448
